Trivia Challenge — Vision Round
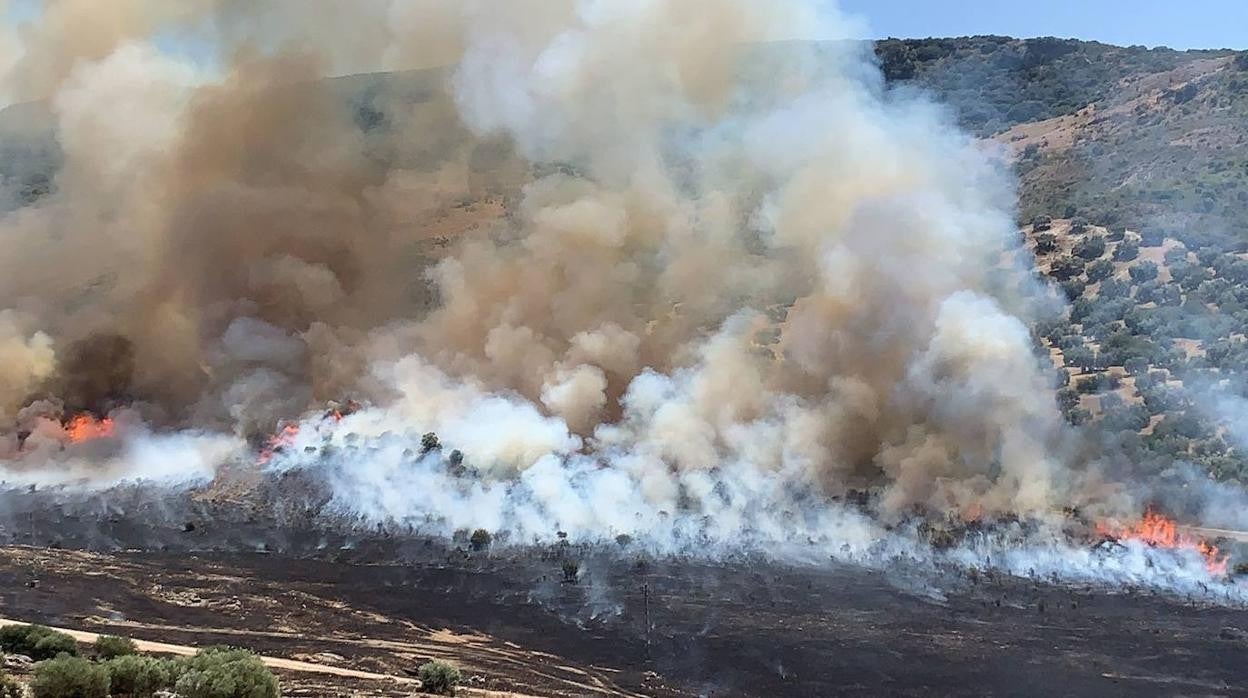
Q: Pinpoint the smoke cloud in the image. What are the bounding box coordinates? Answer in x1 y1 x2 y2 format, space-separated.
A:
0 0 1238 594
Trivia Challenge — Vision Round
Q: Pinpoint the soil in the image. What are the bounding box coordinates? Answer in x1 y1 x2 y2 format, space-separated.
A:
1 539 1246 697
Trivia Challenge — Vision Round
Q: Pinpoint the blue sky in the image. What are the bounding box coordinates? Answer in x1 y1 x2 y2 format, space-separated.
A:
5 1 1244 53
840 0 1247 50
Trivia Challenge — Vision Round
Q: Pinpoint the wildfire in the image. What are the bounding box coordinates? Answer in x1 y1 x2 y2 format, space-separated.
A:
257 423 300 465
64 414 115 443
256 401 359 464
1096 509 1229 576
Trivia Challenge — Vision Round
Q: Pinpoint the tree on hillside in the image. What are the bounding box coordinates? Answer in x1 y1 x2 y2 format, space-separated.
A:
1113 240 1140 261
1086 259 1114 282
1073 235 1107 260
1049 255 1085 280
1033 232 1058 254
1129 261 1159 283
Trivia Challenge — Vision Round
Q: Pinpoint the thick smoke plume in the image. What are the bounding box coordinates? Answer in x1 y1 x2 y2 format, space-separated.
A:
0 0 1237 593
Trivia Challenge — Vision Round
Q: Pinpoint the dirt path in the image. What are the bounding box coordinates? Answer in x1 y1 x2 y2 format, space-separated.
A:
0 618 551 697
0 617 418 683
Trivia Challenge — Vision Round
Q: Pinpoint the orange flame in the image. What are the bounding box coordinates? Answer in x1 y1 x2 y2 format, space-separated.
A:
1096 509 1228 576
64 414 115 443
257 423 300 465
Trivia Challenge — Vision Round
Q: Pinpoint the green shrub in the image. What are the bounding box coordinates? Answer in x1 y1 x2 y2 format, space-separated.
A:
33 631 79 660
0 625 29 653
31 655 109 698
1033 232 1058 254
106 655 181 697
93 634 138 660
0 624 80 660
1113 240 1139 261
0 672 22 698
418 660 461 696
1073 235 1107 260
469 529 492 551
1086 259 1114 282
173 647 278 698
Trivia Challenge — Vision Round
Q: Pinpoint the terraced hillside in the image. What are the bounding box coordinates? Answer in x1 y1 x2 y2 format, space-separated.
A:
1022 216 1248 479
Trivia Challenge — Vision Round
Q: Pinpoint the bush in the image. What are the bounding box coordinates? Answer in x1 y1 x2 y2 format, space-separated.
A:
1073 235 1107 260
106 655 181 697
1060 278 1085 301
1099 277 1131 298
0 672 22 698
469 529 492 551
1033 232 1058 254
31 656 109 698
1086 259 1114 282
94 634 138 660
1129 261 1159 283
33 632 80 660
1075 374 1109 394
1113 240 1139 262
1 624 80 660
418 660 461 696
1048 256 1084 280
1138 228 1165 247
174 648 278 698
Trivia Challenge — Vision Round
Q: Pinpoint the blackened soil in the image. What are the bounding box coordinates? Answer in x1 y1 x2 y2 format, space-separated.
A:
0 541 1246 696
0 488 1245 696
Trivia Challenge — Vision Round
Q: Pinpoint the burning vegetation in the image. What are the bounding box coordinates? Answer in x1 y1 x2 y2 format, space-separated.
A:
0 0 1241 603
1096 509 1229 577
62 414 114 445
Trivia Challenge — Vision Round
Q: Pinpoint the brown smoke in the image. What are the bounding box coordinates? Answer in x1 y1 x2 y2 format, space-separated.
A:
0 0 1106 522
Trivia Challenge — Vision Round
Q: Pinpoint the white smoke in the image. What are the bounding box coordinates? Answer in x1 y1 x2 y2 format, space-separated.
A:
0 0 1242 600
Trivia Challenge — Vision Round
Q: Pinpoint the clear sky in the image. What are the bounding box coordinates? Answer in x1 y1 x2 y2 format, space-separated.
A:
839 0 1248 50
4 1 1244 53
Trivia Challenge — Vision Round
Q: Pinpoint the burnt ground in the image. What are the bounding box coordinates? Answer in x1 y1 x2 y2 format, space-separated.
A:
0 541 1247 697
0 488 1244 696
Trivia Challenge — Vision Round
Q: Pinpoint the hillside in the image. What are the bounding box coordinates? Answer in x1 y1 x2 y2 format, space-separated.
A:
3 38 1248 484
878 37 1248 246
871 37 1248 481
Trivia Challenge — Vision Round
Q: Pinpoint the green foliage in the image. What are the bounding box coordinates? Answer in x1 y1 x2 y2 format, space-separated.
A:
469 528 492 551
874 36 1222 135
1060 278 1085 301
1128 261 1158 283
418 660 461 696
1048 255 1084 280
0 672 22 698
173 648 278 698
1056 388 1079 412
420 432 441 454
93 634 138 660
1033 232 1058 254
1138 229 1165 247
0 624 80 660
1086 259 1114 282
1064 407 1092 426
1075 374 1110 394
1073 235 1107 260
1113 240 1140 262
31 656 109 698
106 655 181 697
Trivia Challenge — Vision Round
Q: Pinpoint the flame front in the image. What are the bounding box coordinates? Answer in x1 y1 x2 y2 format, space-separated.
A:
1097 509 1229 576
64 414 115 444
257 423 300 465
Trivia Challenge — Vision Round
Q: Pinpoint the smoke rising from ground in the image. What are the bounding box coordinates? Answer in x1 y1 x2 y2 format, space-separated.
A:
0 0 1238 593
